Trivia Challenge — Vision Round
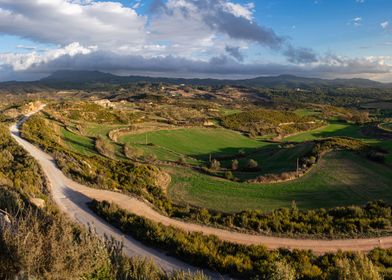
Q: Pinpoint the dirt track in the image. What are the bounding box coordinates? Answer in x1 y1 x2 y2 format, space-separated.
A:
11 108 392 258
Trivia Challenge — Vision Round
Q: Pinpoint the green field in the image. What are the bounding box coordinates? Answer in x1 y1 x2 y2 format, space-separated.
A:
119 128 267 163
83 123 127 139
61 128 96 156
220 142 314 179
168 151 392 212
294 108 320 117
283 121 364 142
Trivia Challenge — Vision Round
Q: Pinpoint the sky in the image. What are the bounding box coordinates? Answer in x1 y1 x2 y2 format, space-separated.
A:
0 0 392 82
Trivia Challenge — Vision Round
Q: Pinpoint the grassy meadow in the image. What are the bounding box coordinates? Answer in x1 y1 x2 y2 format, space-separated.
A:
61 128 96 156
283 121 364 142
119 127 268 163
168 151 392 212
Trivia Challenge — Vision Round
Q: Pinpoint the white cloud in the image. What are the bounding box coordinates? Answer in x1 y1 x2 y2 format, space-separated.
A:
381 21 389 29
223 2 254 21
348 17 362 27
0 42 390 82
0 0 146 51
354 17 362 26
0 0 390 82
0 42 95 71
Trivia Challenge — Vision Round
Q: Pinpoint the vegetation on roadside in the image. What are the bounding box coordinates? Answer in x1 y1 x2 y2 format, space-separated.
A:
90 200 389 280
176 201 392 238
0 124 47 197
0 187 207 280
0 113 207 280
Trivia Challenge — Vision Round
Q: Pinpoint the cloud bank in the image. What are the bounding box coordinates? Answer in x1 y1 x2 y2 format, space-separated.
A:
0 0 391 81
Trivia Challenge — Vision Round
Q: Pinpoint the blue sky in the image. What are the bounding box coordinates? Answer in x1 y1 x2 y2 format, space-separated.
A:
0 0 391 81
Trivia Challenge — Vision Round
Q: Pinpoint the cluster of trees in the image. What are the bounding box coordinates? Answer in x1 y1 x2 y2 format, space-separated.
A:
90 200 390 280
318 105 371 124
306 137 387 165
257 87 392 107
221 108 321 137
207 158 260 179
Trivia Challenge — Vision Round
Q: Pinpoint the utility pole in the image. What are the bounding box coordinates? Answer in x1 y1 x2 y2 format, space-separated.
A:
209 153 212 163
296 158 299 176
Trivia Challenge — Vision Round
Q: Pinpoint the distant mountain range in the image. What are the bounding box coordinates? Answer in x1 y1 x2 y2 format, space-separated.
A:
40 70 392 89
2 70 392 90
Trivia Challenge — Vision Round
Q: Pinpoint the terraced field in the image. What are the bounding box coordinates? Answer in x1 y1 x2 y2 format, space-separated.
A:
118 127 268 163
59 114 392 214
168 151 392 212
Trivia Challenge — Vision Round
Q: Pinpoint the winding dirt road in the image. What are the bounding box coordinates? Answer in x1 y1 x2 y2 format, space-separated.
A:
10 108 392 264
10 108 214 277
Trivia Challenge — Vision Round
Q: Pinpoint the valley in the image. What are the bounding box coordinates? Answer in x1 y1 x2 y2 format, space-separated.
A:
3 74 392 279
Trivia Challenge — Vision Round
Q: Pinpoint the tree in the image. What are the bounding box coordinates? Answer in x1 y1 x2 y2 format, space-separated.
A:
144 153 157 163
225 171 234 181
231 159 239 171
209 159 221 171
247 159 259 170
270 261 297 280
177 156 187 165
334 254 381 280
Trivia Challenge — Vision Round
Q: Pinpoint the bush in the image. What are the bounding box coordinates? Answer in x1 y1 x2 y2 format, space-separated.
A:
224 171 234 180
247 159 258 169
95 136 115 159
231 159 239 171
209 159 221 171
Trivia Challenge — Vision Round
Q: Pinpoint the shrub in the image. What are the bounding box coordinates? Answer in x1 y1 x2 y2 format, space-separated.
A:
209 159 221 171
246 159 259 171
95 136 115 159
224 171 234 180
231 159 239 171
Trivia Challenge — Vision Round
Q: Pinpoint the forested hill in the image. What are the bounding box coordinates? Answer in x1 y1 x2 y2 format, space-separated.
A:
39 71 390 88
2 70 390 90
